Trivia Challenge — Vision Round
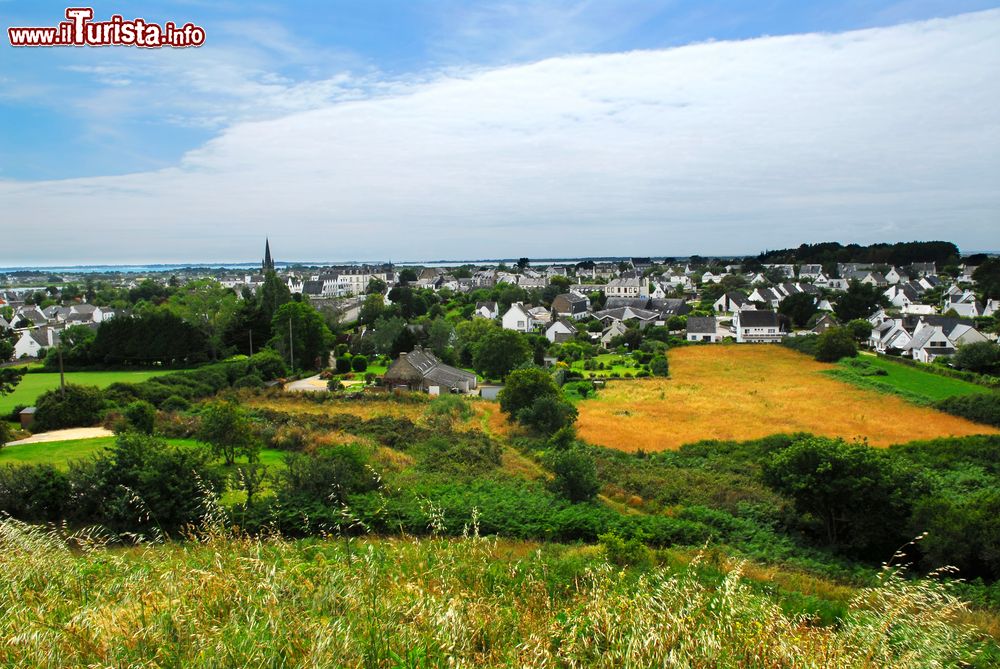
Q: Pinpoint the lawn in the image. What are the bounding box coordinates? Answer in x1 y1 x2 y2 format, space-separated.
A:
569 353 643 378
826 354 990 404
0 436 288 472
0 370 166 416
575 345 998 452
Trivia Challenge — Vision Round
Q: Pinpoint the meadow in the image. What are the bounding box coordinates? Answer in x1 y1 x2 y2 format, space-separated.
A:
826 354 990 404
575 345 998 452
0 369 165 416
0 519 985 668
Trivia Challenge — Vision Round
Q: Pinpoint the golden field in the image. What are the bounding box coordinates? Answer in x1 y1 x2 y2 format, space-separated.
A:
576 345 998 451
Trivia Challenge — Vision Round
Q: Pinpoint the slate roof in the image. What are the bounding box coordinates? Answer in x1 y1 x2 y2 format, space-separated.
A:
686 316 717 334
736 310 782 328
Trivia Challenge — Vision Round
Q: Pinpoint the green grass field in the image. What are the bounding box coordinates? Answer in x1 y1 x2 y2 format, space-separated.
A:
569 352 643 378
0 370 168 416
826 355 990 404
0 435 288 472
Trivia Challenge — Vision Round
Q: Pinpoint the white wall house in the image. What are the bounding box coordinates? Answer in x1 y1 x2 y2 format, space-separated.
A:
733 310 785 343
501 302 535 333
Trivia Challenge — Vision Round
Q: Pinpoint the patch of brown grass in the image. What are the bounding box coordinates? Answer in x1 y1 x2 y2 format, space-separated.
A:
247 396 430 421
577 345 998 452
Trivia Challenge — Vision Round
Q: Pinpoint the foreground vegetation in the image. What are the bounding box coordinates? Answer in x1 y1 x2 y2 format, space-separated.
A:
0 369 165 416
0 518 988 668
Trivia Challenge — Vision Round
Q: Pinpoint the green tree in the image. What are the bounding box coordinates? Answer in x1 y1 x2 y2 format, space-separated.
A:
258 271 292 323
167 280 240 360
359 293 386 325
279 444 380 506
198 401 258 466
473 329 531 380
548 447 599 503
0 367 25 397
517 394 578 434
426 318 455 361
814 327 857 362
846 319 873 342
834 281 886 322
33 384 105 431
499 367 559 418
973 258 1000 300
762 436 923 559
370 316 407 355
649 355 669 377
270 301 333 370
778 292 819 328
366 277 388 295
952 341 1000 375
454 318 499 366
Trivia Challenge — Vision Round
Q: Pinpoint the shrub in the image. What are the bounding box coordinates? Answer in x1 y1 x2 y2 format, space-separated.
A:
280 444 380 506
649 356 669 377
518 395 578 435
814 327 857 363
936 392 1000 428
247 349 288 380
0 464 70 522
122 400 156 435
351 355 368 372
499 367 559 419
549 447 600 503
160 395 191 412
952 341 1000 376
335 356 352 374
33 384 106 431
232 373 264 389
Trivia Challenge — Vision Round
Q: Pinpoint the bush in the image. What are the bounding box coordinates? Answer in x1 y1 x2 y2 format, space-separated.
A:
517 395 578 435
335 356 352 374
280 444 380 506
952 341 1000 376
499 367 559 419
649 356 669 377
549 447 600 503
350 355 368 372
936 393 1000 428
0 464 71 522
814 327 857 363
160 395 191 412
232 373 264 389
33 384 106 431
122 400 156 435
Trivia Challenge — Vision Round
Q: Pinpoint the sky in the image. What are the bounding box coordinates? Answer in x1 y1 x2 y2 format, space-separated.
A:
1 1 998 265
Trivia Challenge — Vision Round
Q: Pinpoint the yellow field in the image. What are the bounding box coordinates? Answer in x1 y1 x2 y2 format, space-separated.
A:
576 345 998 451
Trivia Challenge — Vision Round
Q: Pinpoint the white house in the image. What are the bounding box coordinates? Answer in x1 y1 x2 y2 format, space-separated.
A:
545 318 578 344
600 320 628 348
13 328 59 359
604 276 646 299
501 302 535 333
713 292 752 315
474 301 498 319
732 310 785 343
686 316 721 343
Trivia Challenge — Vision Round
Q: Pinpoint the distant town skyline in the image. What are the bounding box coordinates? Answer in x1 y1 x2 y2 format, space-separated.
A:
2 2 998 264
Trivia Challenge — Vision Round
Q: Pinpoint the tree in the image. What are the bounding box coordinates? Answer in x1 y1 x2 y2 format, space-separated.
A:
198 401 258 466
455 319 499 366
359 293 386 325
0 367 25 397
167 280 240 360
398 268 418 284
952 341 1000 375
426 318 455 361
499 367 559 418
258 271 292 323
280 444 380 506
649 356 669 377
33 384 105 431
814 327 857 362
370 316 407 355
834 281 886 322
778 293 819 328
973 258 1000 300
350 355 368 372
270 301 333 370
366 277 388 295
517 394 578 434
846 319 873 342
762 436 923 559
473 329 531 380
548 447 599 503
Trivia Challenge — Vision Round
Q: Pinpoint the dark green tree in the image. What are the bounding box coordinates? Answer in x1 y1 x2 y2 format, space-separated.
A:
814 327 857 362
270 301 333 370
473 329 531 380
548 447 599 503
778 293 819 328
197 401 258 466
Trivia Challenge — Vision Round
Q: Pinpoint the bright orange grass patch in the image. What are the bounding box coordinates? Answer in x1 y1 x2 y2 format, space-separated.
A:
576 345 998 451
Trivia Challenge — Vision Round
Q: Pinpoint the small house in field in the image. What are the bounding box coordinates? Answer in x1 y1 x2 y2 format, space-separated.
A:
382 347 478 394
733 310 786 343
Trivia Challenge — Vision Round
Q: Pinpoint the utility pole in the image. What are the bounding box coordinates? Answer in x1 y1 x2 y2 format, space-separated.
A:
249 330 254 356
288 318 295 370
57 345 66 399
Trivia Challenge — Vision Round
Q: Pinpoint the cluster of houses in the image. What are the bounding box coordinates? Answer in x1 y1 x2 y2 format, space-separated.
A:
0 298 120 359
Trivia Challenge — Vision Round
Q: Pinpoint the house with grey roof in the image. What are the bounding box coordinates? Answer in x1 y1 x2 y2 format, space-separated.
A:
545 318 578 344
732 310 786 343
382 348 478 393
551 292 590 320
686 316 721 343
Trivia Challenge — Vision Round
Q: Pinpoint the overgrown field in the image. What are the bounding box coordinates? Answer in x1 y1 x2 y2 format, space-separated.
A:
576 346 997 451
0 519 987 668
0 369 165 416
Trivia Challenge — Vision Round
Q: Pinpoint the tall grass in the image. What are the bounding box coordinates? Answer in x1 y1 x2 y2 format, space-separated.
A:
0 516 984 668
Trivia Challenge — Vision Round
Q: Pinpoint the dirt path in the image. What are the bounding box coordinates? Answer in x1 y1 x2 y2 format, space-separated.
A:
6 427 113 446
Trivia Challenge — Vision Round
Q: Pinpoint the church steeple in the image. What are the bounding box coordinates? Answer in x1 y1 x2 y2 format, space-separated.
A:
262 238 275 273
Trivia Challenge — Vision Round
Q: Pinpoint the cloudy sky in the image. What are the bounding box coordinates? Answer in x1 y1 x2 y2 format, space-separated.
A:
1 1 998 265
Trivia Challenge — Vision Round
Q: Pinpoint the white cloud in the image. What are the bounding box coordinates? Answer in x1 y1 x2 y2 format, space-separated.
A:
2 9 999 264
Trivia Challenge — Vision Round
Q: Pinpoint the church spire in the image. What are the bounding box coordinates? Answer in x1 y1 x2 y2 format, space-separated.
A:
262 238 275 273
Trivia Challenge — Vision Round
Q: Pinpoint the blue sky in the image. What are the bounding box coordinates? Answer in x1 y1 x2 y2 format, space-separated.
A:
1 1 998 263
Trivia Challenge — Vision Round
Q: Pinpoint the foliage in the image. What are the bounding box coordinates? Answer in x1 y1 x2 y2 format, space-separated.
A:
953 341 1000 376
517 394 578 435
350 355 368 372
472 329 531 380
499 367 558 418
270 301 333 371
122 400 156 435
33 384 106 431
649 355 669 377
834 281 887 322
973 258 1000 300
335 356 351 374
279 444 380 507
936 392 1000 427
778 292 819 328
197 401 259 466
846 319 873 342
91 310 209 366
814 327 857 362
0 367 25 397
762 436 926 560
548 446 600 503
